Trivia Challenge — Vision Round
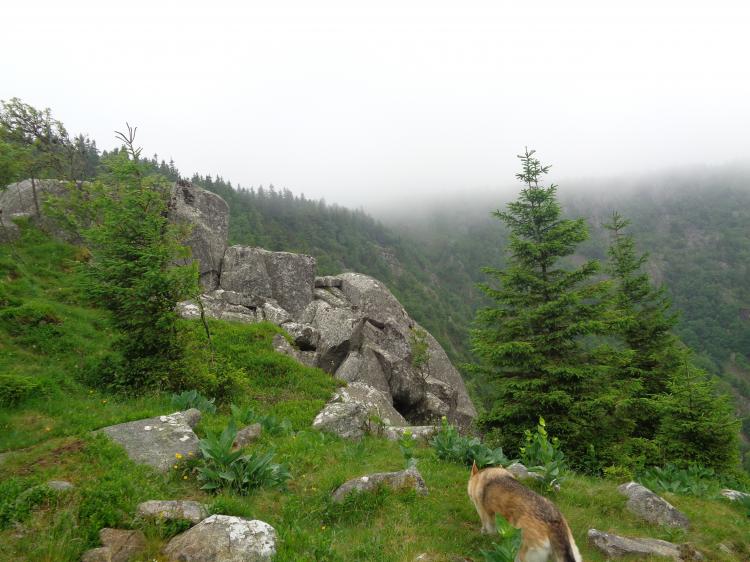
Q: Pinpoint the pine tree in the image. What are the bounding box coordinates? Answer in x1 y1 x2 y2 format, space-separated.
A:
656 359 740 470
604 212 680 391
81 124 198 390
471 149 609 454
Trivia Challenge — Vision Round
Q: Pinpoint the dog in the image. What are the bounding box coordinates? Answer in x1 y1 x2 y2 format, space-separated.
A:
468 462 582 562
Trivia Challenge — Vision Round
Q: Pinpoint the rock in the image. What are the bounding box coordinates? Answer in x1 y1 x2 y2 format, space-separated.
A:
331 467 428 503
315 276 343 288
220 246 315 318
313 287 348 308
720 488 750 501
382 425 437 442
137 500 208 525
261 301 292 325
334 347 391 394
337 272 411 328
80 547 111 562
97 410 201 472
618 482 690 529
335 382 408 428
169 181 230 290
176 291 259 324
0 179 68 217
303 301 363 372
281 321 320 351
312 400 369 440
46 480 74 491
587 529 700 560
81 528 147 562
233 424 262 448
506 463 531 480
163 514 276 562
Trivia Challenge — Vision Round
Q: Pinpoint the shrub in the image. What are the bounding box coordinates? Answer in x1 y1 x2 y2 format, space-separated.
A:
520 417 566 491
230 404 292 436
431 418 511 468
0 373 42 406
196 422 290 495
170 389 216 414
397 430 416 468
637 463 720 498
409 327 430 369
603 465 634 482
480 515 522 562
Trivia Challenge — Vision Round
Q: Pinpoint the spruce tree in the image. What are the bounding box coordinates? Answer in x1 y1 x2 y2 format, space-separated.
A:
604 211 741 470
471 149 609 455
81 125 198 390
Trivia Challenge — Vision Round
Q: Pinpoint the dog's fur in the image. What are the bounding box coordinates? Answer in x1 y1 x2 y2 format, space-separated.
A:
467 463 582 562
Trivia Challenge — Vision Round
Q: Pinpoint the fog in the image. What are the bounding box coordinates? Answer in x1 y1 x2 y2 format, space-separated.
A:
2 0 749 209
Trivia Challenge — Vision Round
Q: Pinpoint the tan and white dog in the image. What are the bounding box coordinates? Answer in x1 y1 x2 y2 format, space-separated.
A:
468 463 582 562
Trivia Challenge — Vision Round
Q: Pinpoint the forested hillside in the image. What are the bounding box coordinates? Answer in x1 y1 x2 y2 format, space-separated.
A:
186 167 750 452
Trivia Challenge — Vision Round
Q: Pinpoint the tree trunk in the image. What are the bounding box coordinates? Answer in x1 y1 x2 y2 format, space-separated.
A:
30 176 41 217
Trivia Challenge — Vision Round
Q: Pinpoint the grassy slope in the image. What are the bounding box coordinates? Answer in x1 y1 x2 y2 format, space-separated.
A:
1 228 748 561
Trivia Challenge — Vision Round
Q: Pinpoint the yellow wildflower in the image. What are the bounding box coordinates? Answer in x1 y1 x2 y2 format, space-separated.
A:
175 453 183 460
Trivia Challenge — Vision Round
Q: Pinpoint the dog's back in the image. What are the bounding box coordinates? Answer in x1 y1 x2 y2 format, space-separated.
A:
468 465 581 562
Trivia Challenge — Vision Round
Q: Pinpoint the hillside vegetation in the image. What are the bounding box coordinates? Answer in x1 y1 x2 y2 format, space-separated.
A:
2 227 749 561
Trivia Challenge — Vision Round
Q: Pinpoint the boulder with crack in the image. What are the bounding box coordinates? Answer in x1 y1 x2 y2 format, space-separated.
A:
220 245 315 318
588 529 703 560
618 482 690 529
169 180 230 290
163 515 277 562
97 409 201 472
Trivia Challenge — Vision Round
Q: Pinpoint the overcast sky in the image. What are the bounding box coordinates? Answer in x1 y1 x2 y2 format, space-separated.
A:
2 1 749 208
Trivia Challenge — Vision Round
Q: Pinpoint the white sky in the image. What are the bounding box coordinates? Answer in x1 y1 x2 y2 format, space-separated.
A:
2 0 749 207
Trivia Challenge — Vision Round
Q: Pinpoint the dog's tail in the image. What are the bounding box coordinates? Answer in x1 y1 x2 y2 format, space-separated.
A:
550 519 581 562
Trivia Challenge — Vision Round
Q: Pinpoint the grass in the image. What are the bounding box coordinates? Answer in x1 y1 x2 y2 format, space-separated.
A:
1 225 749 561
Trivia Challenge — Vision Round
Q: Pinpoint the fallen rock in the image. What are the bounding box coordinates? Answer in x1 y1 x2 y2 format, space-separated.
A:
720 488 750 501
587 529 703 560
163 514 276 562
46 480 74 491
312 400 368 440
169 181 229 290
137 500 208 525
81 528 147 562
97 410 201 472
233 424 262 448
332 467 428 503
618 482 690 529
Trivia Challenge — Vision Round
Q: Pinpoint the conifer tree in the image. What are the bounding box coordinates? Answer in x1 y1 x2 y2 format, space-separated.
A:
471 149 609 454
81 124 198 390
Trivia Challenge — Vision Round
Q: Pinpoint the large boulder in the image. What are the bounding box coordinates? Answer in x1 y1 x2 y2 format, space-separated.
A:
220 246 315 318
331 467 428 503
0 179 69 239
587 529 703 560
97 410 201 472
163 515 276 562
618 482 690 529
169 181 230 290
